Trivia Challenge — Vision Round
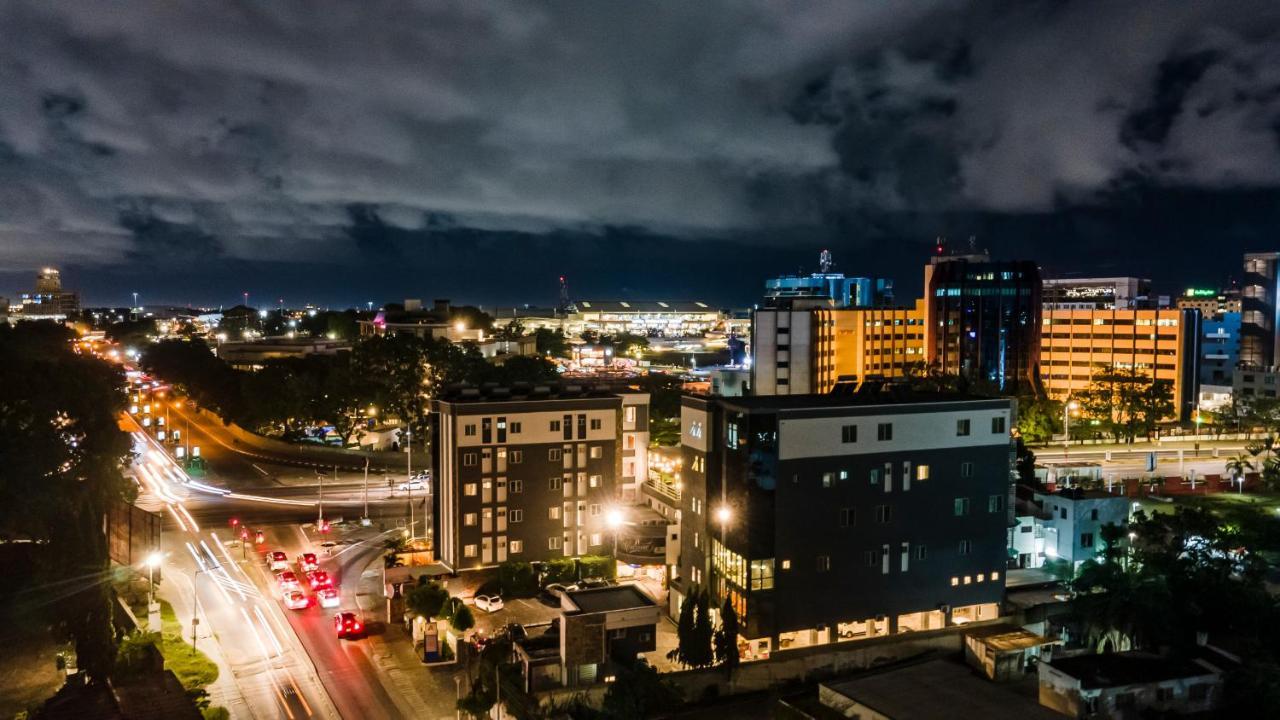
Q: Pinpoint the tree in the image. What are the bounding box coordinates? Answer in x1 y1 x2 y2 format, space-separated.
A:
600 661 682 719
0 322 134 683
1075 365 1173 443
497 561 538 598
405 580 449 619
450 603 475 633
1225 454 1254 487
714 598 740 673
666 587 698 668
532 327 570 357
1016 396 1062 443
690 588 715 667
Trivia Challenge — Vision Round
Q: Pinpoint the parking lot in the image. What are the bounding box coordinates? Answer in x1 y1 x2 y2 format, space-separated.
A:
468 594 561 637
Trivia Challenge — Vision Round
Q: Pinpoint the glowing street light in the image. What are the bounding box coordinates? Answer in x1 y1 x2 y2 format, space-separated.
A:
715 506 732 525
144 552 163 609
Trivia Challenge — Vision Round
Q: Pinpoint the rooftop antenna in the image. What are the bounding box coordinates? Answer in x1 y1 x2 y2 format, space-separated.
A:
819 249 833 274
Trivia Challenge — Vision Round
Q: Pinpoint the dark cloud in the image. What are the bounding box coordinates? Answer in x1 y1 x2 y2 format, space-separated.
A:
2 1 1280 303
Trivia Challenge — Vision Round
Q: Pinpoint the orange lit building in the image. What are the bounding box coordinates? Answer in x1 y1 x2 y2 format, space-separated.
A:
1039 307 1200 420
812 302 928 392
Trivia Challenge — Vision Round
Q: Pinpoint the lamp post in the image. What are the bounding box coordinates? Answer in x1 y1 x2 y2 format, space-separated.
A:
606 508 624 562
1063 400 1079 457
191 568 209 655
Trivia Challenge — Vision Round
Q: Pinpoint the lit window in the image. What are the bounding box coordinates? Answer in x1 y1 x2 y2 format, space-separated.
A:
781 559 791 570
590 446 603 459
509 540 523 554
951 577 959 587
964 575 972 584
991 571 1000 581
463 513 477 526
464 483 477 496
590 533 602 546
548 537 562 550
463 544 477 558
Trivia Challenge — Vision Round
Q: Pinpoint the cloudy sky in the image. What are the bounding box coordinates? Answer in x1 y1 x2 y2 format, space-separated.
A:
3 0 1280 307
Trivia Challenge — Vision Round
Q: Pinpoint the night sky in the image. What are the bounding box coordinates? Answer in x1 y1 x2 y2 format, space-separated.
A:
3 1 1280 309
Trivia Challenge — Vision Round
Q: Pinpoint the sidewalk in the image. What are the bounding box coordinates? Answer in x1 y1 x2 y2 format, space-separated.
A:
159 566 254 720
354 552 463 720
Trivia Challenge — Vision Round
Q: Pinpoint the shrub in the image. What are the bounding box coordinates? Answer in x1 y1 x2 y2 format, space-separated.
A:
498 561 539 598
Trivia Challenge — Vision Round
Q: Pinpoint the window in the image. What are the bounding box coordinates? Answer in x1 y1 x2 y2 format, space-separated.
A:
839 470 849 481
1060 507 1068 520
509 540 523 554
549 448 562 461
509 509 524 523
550 420 561 432
781 559 791 570
822 472 834 488
870 468 881 486
954 498 970 516
625 406 636 424
464 424 477 437
877 423 893 441
841 424 857 443
548 537 562 550
691 497 703 514
511 450 523 464
1090 508 1099 521
988 495 1005 513
589 474 601 488
589 446 603 459
1080 533 1094 548
549 477 562 491
462 544 479 558
692 531 700 549
509 479 523 494
590 533 602 546
463 453 477 466
960 462 974 478
838 508 854 527
816 555 831 572
464 483 477 496
463 513 477 526
1189 685 1209 701
875 505 892 524
914 545 928 561
956 419 971 436
951 577 959 586
864 550 877 567
991 416 1005 433
590 418 602 431
589 503 601 516
958 540 972 556
990 571 999 581
548 506 562 520
916 464 930 481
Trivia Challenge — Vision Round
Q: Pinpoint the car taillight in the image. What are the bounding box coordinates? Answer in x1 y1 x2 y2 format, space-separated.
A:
354 623 362 630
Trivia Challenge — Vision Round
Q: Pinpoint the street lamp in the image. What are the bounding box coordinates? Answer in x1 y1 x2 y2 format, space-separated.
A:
145 552 162 610
606 508 625 559
1063 400 1080 456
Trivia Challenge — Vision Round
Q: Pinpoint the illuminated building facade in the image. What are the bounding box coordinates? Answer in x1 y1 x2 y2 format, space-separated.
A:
1241 252 1280 368
1040 307 1200 420
1042 277 1152 310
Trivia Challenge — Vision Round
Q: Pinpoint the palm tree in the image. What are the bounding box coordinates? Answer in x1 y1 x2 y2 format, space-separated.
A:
1225 454 1254 492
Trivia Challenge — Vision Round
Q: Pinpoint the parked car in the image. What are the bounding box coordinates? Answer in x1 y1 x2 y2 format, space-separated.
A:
334 612 363 639
267 551 289 571
398 477 427 491
298 552 319 572
539 583 569 606
474 594 504 613
578 577 611 590
283 590 309 610
317 587 340 608
277 571 301 591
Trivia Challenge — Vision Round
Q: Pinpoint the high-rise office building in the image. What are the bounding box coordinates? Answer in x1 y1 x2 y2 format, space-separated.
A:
17 267 80 318
1240 252 1280 368
673 390 1012 659
1042 277 1152 310
924 250 1042 394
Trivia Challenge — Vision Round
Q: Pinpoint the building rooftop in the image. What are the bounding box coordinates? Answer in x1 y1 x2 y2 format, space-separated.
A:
822 658 1061 720
434 381 632 403
564 584 656 614
572 300 717 313
1047 652 1216 689
964 624 1056 653
713 388 1009 412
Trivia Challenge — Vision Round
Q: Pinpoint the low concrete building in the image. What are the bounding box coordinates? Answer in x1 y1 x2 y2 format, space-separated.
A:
558 585 660 687
1038 652 1222 718
215 337 351 370
1034 489 1130 570
819 658 1062 719
963 623 1057 681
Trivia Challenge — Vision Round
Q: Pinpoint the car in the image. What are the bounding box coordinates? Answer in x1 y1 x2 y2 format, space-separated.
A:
277 571 300 591
267 551 289 571
334 611 363 639
503 623 527 642
283 590 309 610
398 477 427 491
298 552 319 572
306 570 332 590
579 576 611 589
317 587 340 608
540 583 569 606
474 594 504 613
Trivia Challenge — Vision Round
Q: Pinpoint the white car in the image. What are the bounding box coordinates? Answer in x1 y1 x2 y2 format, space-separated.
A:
317 587 340 608
398 477 427 491
267 551 289 571
283 590 309 610
474 594 504 613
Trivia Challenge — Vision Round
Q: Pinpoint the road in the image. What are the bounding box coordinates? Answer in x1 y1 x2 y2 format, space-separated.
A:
126 398 432 719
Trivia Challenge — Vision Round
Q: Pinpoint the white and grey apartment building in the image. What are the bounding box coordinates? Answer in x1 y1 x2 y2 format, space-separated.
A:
674 389 1014 661
430 384 648 572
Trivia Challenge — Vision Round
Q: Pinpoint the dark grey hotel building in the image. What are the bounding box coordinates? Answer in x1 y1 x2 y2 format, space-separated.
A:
674 391 1012 659
431 384 647 572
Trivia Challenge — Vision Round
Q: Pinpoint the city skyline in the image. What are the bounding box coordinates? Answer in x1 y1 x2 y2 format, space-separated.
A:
5 2 1280 305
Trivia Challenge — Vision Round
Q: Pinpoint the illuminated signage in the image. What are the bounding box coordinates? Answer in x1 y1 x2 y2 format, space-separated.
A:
1184 288 1217 297
1063 286 1115 299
